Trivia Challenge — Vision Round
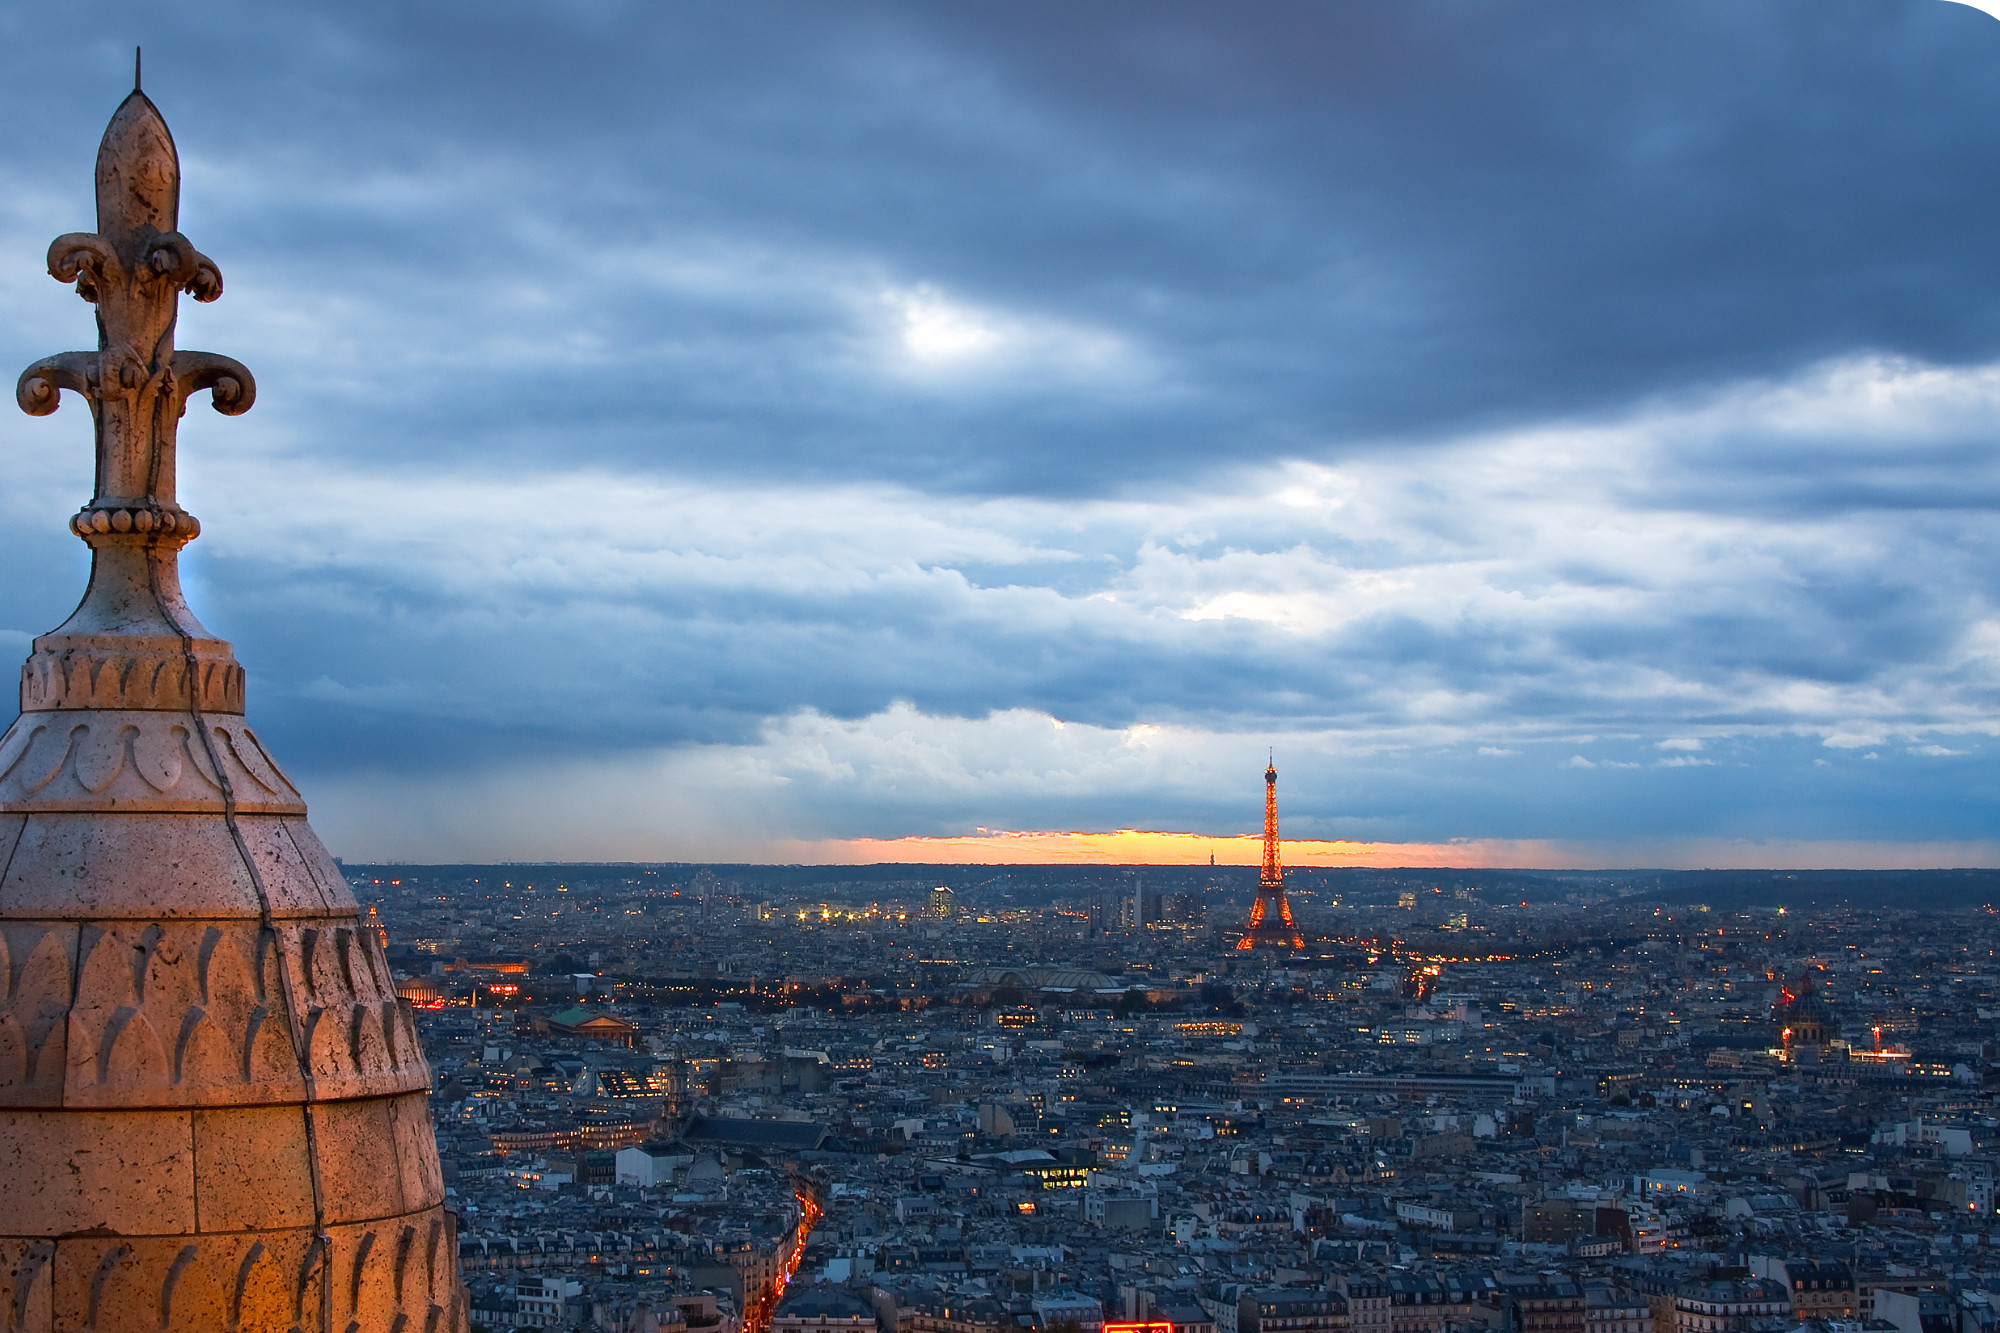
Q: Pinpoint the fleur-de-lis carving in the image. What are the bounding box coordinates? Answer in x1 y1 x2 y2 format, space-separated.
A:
10 74 261 718
14 84 254 544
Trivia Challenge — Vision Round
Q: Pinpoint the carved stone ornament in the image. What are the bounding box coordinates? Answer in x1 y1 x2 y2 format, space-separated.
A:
1 68 468 1332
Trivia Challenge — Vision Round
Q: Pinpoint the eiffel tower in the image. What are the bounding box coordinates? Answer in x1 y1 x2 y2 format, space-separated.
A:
1238 756 1304 949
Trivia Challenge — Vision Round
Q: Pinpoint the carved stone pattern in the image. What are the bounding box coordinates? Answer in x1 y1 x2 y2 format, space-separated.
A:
0 87 470 1330
68 505 200 540
0 712 302 814
0 1211 468 1332
16 92 255 560
0 917 430 1108
20 647 242 714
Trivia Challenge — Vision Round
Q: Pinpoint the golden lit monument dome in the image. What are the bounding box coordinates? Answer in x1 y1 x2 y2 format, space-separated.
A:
0 71 467 1331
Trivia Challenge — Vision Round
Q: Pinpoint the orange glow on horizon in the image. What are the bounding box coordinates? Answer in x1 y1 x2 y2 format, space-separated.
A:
727 830 2000 871
776 828 1534 867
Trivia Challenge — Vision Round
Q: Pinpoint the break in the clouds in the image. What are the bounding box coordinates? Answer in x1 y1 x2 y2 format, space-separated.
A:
0 2 1997 863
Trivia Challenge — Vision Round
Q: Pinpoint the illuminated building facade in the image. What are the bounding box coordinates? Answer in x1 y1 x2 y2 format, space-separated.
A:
541 1005 640 1046
925 885 956 919
1238 759 1303 949
1776 968 1833 1056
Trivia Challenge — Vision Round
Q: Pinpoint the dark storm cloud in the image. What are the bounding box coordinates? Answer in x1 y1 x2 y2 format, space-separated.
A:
0 2 1997 856
8 2 2000 492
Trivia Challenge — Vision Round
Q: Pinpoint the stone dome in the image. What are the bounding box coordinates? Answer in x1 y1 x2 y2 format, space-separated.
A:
0 80 465 1332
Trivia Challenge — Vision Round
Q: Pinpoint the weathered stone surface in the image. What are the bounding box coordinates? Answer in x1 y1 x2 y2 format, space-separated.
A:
0 815 260 917
0 714 304 815
233 814 344 913
0 814 359 918
0 1238 56 1333
389 1089 451 1211
39 1213 466 1333
19 633 243 714
0 1108 196 1234
0 907 431 1110
0 922 75 1107
0 79 466 1331
281 816 359 906
191 1105 318 1230
314 1095 418 1223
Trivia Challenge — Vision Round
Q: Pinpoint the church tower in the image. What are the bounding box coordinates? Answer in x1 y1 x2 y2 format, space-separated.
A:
0 75 465 1331
1238 758 1303 949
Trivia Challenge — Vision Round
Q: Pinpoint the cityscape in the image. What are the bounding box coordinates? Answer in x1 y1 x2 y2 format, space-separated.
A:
344 769 2000 1332
5 6 2000 1333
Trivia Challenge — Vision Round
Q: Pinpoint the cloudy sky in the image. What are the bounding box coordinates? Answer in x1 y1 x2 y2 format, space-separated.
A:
1 1 1998 866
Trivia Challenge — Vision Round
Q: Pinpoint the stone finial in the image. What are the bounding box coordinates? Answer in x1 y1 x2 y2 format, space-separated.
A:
19 84 253 531
14 83 258 716
0 78 468 1331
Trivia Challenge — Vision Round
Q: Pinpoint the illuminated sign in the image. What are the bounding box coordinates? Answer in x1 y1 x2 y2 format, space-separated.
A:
1104 1323 1176 1333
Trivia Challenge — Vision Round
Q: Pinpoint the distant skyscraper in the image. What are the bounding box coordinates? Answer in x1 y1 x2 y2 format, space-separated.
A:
926 885 956 919
1130 877 1163 929
1238 758 1303 949
691 866 720 919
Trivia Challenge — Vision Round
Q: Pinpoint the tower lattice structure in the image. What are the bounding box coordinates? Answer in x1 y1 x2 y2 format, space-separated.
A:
1238 758 1303 949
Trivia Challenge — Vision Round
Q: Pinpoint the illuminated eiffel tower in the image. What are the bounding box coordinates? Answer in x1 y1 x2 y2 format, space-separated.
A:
1238 755 1304 949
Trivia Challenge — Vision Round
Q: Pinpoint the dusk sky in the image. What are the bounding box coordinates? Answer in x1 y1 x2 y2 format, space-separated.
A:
2 3 1999 867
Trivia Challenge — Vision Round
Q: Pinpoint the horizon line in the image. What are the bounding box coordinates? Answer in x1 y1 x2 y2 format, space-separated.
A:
328 827 2000 873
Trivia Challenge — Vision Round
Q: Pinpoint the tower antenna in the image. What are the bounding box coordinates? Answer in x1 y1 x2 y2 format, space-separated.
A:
134 46 141 92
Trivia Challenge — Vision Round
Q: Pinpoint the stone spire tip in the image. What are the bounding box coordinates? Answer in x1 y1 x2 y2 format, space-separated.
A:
0 75 467 1333
96 80 179 240
15 82 255 708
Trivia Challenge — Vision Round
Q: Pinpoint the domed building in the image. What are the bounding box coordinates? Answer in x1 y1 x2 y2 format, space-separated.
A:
0 75 465 1330
1777 969 1834 1055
